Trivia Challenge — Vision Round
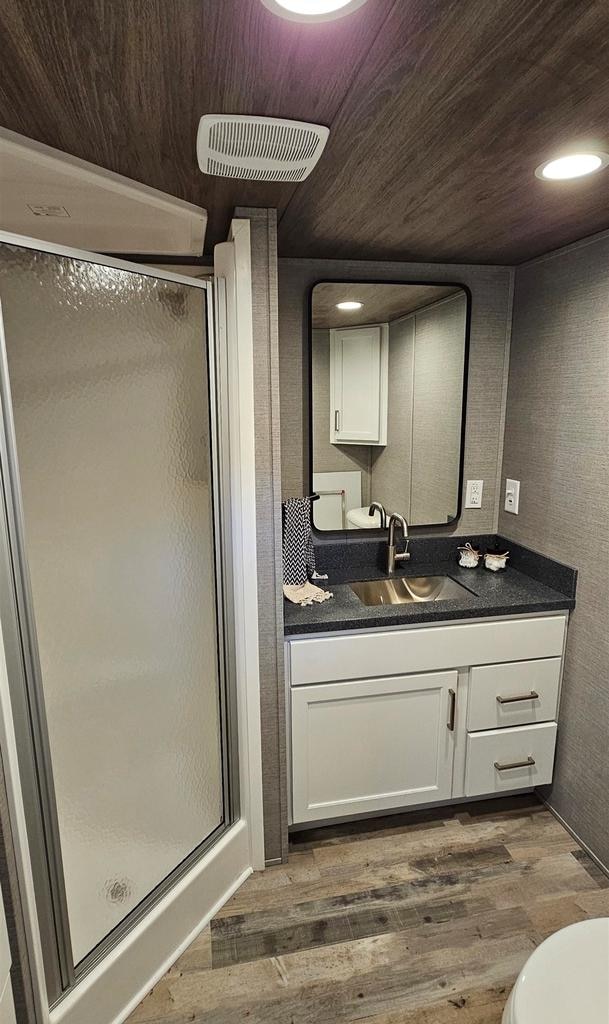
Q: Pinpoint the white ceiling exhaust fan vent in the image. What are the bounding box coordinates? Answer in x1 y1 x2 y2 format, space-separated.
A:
197 115 329 182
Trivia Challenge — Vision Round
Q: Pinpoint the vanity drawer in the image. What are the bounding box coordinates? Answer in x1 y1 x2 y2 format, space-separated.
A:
288 615 567 686
467 658 561 731
465 722 557 797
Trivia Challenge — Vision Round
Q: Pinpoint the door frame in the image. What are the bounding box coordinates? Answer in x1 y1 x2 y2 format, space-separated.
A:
0 229 264 1024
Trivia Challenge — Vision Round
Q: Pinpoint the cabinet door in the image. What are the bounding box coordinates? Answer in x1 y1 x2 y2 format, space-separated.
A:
330 326 386 443
291 671 457 824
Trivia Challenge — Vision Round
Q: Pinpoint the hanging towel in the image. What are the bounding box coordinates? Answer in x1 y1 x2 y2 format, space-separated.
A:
282 497 333 606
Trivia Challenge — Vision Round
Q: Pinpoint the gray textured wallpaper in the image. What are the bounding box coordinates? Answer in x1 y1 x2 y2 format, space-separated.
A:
278 258 514 536
409 293 467 524
499 231 609 869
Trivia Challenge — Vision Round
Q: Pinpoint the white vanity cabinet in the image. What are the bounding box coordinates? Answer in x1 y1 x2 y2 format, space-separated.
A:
287 613 567 826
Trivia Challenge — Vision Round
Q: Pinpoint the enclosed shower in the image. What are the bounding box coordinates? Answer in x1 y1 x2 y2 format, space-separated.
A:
0 237 238 1010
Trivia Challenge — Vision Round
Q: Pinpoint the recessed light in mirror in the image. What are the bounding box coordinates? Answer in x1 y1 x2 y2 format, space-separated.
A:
336 300 363 310
535 152 609 180
261 0 368 23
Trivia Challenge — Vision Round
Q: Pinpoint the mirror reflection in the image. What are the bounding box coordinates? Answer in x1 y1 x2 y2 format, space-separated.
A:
311 282 468 530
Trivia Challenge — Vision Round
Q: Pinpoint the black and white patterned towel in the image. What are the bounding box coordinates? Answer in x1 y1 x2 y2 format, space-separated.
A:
281 497 332 605
282 496 315 586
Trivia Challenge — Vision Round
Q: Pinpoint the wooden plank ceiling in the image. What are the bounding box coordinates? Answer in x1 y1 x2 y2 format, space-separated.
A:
1 0 609 263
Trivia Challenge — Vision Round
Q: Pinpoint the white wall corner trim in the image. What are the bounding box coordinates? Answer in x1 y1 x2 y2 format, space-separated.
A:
219 218 266 871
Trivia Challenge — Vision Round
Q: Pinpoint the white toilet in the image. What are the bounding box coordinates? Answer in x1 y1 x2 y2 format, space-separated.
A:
503 918 609 1024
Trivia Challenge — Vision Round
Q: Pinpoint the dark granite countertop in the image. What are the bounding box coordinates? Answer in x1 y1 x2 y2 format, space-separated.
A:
283 534 576 637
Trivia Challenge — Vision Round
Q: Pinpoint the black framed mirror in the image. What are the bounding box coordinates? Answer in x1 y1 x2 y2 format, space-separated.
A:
309 280 471 531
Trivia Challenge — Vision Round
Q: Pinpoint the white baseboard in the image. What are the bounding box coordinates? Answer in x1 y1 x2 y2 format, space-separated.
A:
50 821 251 1024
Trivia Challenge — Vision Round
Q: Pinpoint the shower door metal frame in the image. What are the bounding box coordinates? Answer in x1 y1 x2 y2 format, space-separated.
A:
0 231 239 1007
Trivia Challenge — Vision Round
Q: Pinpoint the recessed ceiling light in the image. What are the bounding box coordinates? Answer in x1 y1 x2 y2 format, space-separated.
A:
336 300 363 310
535 152 609 180
261 0 368 23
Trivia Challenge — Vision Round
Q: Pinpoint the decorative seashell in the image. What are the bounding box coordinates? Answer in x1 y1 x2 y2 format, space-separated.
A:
484 550 509 572
457 541 481 568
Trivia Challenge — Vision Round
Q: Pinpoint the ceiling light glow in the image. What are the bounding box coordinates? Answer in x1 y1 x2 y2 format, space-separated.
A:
535 152 609 180
336 300 363 310
261 0 368 23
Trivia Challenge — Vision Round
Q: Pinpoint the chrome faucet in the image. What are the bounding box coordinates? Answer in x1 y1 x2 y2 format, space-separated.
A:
368 501 387 528
387 512 410 573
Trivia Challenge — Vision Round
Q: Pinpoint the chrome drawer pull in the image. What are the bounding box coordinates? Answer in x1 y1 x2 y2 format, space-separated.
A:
447 688 456 731
494 756 536 771
496 690 540 704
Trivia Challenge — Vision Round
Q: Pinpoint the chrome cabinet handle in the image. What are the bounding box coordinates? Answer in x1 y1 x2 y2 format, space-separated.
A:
496 690 540 704
334 409 341 432
494 756 536 771
447 688 456 731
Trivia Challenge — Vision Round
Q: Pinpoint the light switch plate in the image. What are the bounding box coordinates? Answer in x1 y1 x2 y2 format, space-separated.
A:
465 479 483 508
504 478 520 514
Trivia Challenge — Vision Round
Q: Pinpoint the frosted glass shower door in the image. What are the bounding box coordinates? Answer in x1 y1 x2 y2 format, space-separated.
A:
0 243 227 969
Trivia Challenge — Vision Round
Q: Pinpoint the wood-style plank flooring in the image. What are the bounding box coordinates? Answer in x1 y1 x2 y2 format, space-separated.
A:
127 796 609 1024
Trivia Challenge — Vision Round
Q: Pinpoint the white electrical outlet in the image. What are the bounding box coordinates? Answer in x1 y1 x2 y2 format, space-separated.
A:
465 479 483 508
504 478 520 514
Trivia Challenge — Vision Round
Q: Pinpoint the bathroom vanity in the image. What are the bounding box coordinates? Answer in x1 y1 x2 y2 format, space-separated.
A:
288 279 578 830
285 536 576 828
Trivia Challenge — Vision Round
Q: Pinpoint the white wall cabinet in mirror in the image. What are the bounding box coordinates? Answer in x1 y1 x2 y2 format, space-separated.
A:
310 282 469 531
330 324 388 445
